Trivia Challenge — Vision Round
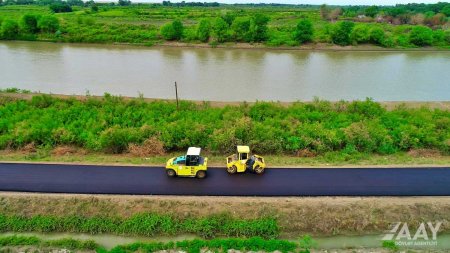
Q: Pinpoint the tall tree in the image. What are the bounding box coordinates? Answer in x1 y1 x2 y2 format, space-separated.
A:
364 5 379 18
320 4 329 20
118 0 131 6
328 8 342 21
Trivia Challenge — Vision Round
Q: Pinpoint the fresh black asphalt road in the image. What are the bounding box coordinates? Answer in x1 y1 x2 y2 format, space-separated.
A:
0 163 449 196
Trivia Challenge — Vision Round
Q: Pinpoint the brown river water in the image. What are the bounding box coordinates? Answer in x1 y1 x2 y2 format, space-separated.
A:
1 41 449 102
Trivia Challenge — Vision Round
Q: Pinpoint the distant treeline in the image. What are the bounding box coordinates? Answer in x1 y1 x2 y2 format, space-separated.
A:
1 0 449 15
162 1 219 7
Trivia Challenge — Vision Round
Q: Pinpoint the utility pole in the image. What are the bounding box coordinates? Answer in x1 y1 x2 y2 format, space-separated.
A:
175 81 179 110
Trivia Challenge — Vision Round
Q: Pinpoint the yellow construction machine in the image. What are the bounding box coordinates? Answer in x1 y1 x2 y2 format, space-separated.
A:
226 145 266 174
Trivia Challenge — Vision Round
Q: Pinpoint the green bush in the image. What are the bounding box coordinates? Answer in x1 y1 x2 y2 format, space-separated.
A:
20 14 40 34
331 21 354 46
212 17 229 42
196 19 210 42
409 25 434 46
38 15 60 33
249 13 270 42
369 27 385 45
446 30 450 43
160 20 183 40
231 16 251 42
1 19 19 39
351 24 369 44
160 23 176 40
294 18 314 44
171 19 184 40
432 29 446 45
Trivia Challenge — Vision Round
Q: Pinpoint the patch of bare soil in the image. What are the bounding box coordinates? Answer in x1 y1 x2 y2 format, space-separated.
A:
128 137 166 157
296 149 317 158
20 143 36 153
408 149 442 158
0 193 449 238
51 146 88 156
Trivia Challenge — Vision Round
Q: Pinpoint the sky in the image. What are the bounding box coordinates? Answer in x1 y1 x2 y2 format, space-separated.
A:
139 0 441 5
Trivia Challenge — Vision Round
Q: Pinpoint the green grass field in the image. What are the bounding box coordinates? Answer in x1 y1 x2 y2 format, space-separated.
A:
0 4 449 48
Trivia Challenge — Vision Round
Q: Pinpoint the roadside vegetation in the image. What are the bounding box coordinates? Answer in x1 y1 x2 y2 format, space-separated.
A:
0 93 448 162
1 193 449 237
0 2 449 49
0 213 279 239
0 235 314 253
0 235 98 250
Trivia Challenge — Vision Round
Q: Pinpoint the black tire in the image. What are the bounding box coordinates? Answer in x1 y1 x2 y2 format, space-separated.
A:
227 165 237 174
166 169 176 177
196 170 206 179
254 165 265 175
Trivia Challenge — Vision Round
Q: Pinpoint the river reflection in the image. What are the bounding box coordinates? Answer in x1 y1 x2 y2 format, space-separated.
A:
0 41 449 101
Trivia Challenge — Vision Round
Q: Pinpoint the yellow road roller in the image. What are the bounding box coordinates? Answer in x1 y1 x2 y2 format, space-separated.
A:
226 145 266 174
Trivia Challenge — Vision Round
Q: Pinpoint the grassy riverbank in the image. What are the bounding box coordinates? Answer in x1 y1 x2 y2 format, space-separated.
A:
1 193 449 238
0 235 303 253
0 93 448 166
0 235 98 251
0 4 449 50
0 234 423 253
0 213 278 239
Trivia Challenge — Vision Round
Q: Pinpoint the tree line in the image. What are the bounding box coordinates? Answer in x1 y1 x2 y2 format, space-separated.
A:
321 3 450 27
160 13 270 43
157 15 448 47
0 13 59 39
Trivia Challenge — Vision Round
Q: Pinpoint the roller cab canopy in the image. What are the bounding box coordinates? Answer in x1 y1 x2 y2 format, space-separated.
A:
237 145 250 153
187 147 201 156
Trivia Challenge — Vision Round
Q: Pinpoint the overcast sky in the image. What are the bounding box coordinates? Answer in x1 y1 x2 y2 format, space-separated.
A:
138 0 441 6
